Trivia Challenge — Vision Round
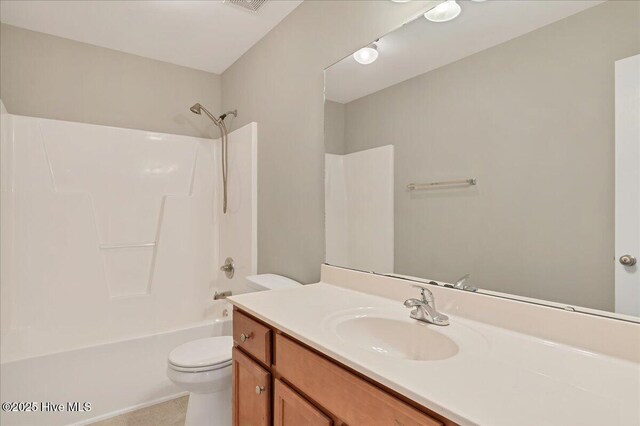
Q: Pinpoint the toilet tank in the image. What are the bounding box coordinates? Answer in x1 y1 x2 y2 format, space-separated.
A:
245 274 302 291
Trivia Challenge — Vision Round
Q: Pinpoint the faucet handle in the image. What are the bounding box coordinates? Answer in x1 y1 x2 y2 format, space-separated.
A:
411 284 434 302
403 298 424 308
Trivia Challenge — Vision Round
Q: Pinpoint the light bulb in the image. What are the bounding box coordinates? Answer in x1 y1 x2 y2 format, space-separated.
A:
353 44 379 65
424 0 462 22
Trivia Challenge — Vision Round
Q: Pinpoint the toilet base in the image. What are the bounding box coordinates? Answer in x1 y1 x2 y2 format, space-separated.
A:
185 388 231 426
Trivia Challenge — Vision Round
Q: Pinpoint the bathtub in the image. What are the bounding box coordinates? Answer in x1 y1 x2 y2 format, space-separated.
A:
0 302 232 426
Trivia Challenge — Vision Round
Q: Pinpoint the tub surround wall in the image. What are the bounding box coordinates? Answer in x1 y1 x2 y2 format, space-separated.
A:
221 0 439 284
0 24 221 139
2 114 212 360
0 114 257 363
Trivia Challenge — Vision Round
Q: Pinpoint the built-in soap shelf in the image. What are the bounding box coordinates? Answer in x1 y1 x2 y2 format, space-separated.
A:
99 242 158 298
100 242 156 298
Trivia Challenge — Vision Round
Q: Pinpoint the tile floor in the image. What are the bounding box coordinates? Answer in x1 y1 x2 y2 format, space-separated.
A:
91 396 188 426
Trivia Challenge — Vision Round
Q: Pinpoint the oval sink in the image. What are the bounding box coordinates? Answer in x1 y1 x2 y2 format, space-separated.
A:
335 316 459 361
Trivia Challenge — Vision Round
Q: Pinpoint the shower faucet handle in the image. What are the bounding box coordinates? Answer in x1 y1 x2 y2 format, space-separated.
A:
220 257 235 279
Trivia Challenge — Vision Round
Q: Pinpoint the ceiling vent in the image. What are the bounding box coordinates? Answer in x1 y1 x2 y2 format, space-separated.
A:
224 0 267 13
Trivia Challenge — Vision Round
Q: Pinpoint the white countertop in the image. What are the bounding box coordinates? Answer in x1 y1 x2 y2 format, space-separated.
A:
229 283 640 426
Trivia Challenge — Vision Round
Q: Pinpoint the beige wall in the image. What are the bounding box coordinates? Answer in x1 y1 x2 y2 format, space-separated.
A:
324 101 346 155
340 0 640 311
0 24 221 138
222 1 437 284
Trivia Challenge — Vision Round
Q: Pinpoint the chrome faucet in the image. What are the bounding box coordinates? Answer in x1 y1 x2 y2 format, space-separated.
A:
404 285 450 326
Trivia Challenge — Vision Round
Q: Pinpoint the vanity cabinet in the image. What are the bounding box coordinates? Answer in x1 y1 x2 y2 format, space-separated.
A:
232 308 454 426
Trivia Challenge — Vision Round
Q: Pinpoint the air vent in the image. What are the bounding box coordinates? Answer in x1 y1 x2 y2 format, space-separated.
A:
224 0 267 13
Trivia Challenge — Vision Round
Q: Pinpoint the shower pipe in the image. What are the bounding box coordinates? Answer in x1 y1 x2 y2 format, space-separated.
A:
190 103 238 214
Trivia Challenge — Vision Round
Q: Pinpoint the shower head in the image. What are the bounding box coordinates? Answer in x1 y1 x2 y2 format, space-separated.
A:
190 103 202 115
189 102 221 126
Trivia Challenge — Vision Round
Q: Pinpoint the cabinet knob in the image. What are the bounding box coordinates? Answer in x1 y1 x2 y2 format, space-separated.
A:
240 333 252 342
255 385 265 395
620 255 637 267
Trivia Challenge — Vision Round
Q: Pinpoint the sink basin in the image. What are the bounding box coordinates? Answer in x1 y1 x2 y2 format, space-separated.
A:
334 316 459 361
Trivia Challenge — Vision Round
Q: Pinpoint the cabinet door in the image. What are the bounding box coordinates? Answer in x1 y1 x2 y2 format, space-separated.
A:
274 379 332 426
275 335 443 426
233 347 271 426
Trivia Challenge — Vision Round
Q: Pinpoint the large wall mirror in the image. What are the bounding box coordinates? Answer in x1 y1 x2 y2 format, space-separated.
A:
324 0 639 320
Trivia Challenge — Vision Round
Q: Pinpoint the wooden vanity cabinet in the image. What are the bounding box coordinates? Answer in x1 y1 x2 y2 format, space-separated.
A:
232 308 455 426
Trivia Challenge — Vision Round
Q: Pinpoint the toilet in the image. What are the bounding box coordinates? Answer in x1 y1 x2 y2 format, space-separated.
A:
167 274 301 426
166 336 233 426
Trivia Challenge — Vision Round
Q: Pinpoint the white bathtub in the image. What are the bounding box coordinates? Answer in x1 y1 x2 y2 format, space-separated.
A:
0 303 232 426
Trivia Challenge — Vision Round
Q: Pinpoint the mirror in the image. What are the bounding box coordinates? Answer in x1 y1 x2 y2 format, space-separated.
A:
324 0 640 320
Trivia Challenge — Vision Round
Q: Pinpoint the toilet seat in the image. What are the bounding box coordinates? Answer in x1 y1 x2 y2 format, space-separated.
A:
168 336 232 373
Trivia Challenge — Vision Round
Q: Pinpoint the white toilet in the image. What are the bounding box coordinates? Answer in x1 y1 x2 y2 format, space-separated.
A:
167 274 301 426
167 336 233 426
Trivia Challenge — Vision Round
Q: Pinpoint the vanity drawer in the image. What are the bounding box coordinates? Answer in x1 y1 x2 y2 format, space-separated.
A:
275 334 443 426
233 309 272 366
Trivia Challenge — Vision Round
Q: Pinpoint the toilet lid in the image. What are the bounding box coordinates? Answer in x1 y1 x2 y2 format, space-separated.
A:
169 336 233 369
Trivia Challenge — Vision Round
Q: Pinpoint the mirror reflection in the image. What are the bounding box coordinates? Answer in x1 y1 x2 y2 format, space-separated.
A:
324 0 640 318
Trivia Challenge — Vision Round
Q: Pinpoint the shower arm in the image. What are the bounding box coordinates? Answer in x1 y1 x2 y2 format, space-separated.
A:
198 106 223 127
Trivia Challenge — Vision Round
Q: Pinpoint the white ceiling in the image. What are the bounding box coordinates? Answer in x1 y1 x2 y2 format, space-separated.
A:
0 0 302 74
325 0 604 104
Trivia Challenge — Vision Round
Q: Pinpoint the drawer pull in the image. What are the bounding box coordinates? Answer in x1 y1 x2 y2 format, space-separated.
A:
240 333 253 342
255 385 265 395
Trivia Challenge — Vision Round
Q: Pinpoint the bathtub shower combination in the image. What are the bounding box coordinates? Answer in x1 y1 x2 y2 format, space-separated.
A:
0 101 258 426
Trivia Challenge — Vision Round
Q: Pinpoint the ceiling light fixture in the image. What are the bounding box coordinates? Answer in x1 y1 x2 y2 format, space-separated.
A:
424 0 462 23
353 43 379 65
